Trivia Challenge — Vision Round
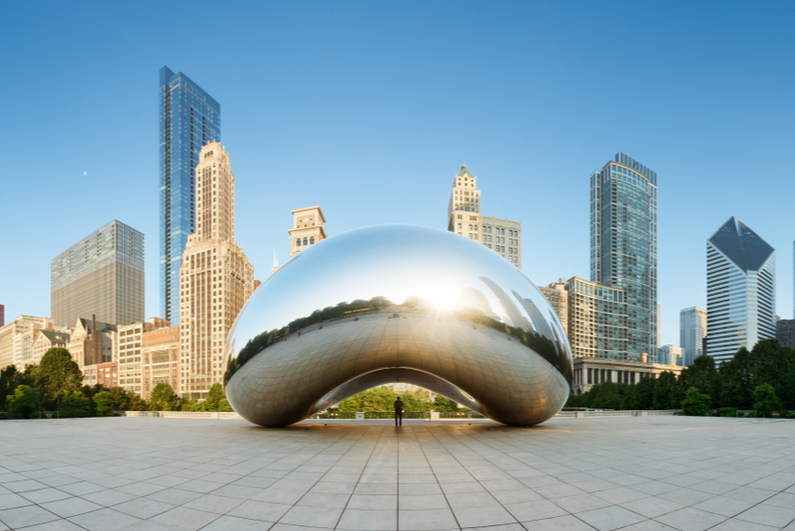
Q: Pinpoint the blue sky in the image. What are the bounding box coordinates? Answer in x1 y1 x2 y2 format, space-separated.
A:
1 1 793 346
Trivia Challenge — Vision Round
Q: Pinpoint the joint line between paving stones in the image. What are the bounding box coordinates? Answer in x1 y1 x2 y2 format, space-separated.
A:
191 425 353 530
455 424 709 529
329 425 389 531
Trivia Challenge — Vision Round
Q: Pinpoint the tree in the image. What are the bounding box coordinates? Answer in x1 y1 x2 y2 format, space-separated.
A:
204 383 225 412
652 371 681 410
433 395 460 412
58 391 91 417
7 385 42 419
217 398 234 412
748 339 795 409
753 383 783 418
149 383 180 411
103 386 145 411
719 348 753 409
681 387 711 416
586 381 624 410
0 365 33 411
400 390 432 412
680 355 720 407
93 391 114 417
339 387 398 412
181 398 202 412
34 348 83 410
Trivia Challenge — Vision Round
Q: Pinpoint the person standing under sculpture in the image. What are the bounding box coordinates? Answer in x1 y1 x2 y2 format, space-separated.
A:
394 396 404 426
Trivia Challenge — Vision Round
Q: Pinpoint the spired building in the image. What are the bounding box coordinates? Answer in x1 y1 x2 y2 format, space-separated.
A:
51 220 144 328
447 165 522 268
160 66 221 326
289 206 327 256
590 153 658 362
707 217 776 364
680 306 707 366
179 143 254 400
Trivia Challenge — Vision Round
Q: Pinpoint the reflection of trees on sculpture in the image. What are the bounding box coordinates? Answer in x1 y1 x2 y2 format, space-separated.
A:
224 295 572 386
225 297 396 384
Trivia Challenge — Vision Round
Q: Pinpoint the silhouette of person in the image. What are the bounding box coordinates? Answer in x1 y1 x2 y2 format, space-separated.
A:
394 396 404 426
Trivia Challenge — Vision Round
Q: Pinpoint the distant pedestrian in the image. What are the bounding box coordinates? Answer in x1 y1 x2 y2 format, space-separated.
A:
394 396 404 426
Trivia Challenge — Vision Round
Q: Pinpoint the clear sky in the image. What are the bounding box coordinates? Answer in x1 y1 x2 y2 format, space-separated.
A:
1 1 793 346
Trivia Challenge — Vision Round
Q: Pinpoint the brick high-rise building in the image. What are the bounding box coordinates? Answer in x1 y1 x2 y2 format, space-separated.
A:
179 143 254 400
447 165 522 268
538 280 568 331
67 315 116 371
142 326 180 399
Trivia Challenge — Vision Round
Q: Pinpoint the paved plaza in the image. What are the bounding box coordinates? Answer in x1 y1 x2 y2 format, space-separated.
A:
1 417 795 531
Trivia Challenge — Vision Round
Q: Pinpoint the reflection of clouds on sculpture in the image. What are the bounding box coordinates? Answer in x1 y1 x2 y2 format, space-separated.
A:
225 225 572 427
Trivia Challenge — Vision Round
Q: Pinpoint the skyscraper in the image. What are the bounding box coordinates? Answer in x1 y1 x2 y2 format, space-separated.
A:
179 143 254 400
680 306 707 366
51 220 144 328
706 217 776 364
590 153 657 362
160 66 221 326
659 344 683 366
447 165 522 267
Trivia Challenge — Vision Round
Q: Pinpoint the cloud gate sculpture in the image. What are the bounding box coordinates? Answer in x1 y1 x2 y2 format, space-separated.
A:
225 225 572 426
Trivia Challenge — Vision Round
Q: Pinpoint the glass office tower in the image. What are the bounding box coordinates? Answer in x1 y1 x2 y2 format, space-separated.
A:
590 153 658 362
51 220 145 328
706 217 775 364
159 66 220 326
680 306 707 366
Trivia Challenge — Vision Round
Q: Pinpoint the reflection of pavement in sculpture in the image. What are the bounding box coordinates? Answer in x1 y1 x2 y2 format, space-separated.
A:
225 225 572 427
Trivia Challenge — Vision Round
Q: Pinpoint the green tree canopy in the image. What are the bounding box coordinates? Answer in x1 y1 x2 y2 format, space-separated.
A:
149 383 180 411
338 387 397 412
680 355 720 407
753 383 783 417
433 395 460 412
34 348 83 410
0 365 34 411
7 385 42 419
204 383 226 412
93 391 114 417
58 391 91 418
681 387 711 416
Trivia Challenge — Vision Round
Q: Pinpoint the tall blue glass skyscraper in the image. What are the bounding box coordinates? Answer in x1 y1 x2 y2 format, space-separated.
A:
590 153 658 362
159 66 220 325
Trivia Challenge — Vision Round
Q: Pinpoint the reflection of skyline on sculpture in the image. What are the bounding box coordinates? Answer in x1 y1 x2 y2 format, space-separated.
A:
225 225 572 427
230 225 564 354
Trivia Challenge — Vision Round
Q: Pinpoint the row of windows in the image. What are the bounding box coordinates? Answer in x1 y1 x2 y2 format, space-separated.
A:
295 237 316 247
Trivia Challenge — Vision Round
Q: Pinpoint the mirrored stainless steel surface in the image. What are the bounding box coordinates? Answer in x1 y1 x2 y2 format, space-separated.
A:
225 224 572 426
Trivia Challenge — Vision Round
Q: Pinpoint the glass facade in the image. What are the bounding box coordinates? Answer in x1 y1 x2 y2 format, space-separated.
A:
679 306 706 366
159 66 220 326
706 217 775 364
564 277 628 360
51 220 144 328
590 153 657 362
